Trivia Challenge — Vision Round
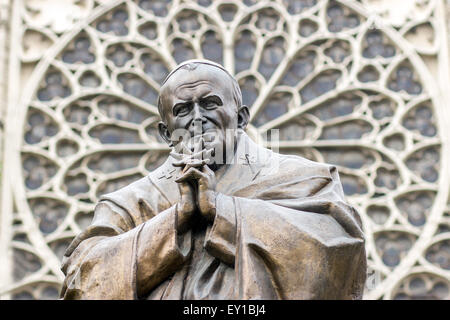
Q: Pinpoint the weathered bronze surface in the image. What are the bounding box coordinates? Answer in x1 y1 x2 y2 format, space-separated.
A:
60 60 367 300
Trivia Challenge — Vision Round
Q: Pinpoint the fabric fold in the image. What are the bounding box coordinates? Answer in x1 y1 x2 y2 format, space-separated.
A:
61 132 366 300
204 194 237 266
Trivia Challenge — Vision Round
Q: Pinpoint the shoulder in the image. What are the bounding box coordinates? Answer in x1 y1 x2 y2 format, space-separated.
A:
265 149 338 180
99 156 173 200
99 175 153 211
239 132 336 179
97 158 173 219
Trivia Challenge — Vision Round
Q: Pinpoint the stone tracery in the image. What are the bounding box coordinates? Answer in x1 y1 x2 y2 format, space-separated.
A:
1 0 449 299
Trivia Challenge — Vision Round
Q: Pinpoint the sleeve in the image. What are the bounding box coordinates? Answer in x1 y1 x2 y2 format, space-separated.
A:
204 193 236 266
204 164 366 300
60 200 191 300
233 196 366 300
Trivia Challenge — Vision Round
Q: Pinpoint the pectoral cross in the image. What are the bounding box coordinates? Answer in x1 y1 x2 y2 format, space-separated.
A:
239 153 257 174
157 168 176 180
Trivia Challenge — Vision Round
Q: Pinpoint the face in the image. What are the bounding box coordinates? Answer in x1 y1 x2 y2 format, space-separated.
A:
158 64 246 168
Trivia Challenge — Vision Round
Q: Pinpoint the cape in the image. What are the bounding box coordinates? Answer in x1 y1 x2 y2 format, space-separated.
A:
61 131 366 299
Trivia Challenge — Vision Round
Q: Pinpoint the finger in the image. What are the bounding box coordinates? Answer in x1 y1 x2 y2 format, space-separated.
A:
172 161 186 167
169 151 184 161
175 167 205 183
190 148 214 161
174 157 207 167
202 164 215 176
172 153 206 167
181 167 204 180
172 158 193 167
181 160 209 173
198 165 216 190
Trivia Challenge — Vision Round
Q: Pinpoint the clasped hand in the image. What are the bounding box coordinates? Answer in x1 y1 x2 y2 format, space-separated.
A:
171 138 217 232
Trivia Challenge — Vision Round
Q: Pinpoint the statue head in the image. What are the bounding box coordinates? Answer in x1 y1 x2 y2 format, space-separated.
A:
157 60 250 169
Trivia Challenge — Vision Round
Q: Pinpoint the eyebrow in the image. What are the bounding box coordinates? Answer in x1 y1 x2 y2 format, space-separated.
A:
199 95 223 105
171 94 223 111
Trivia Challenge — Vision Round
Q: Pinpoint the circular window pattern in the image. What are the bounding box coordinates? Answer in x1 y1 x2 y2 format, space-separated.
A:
3 0 449 299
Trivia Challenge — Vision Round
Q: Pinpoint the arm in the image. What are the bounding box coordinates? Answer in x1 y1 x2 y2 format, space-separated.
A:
204 168 364 263
177 163 366 299
61 199 192 299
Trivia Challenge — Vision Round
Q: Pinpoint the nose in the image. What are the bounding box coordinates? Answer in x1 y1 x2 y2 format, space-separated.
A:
191 102 206 129
192 102 203 120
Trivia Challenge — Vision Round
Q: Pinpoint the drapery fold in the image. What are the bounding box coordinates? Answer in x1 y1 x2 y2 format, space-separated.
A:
61 132 366 300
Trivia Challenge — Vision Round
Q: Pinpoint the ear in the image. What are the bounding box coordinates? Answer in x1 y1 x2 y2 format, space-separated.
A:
158 121 172 146
237 105 250 129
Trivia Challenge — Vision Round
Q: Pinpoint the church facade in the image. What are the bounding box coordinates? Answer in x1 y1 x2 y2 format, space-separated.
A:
0 0 449 300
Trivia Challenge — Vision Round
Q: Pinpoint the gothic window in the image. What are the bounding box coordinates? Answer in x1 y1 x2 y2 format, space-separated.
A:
1 0 449 300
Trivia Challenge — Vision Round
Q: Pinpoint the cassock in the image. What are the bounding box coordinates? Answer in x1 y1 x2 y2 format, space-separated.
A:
60 131 367 300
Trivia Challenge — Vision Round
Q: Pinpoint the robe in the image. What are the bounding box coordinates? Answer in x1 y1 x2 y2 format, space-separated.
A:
60 131 367 300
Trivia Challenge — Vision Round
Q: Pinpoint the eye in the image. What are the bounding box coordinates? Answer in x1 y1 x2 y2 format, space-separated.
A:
173 103 191 117
202 100 217 109
201 96 222 110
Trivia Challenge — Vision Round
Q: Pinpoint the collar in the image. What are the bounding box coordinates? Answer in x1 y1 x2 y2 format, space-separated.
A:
149 130 273 204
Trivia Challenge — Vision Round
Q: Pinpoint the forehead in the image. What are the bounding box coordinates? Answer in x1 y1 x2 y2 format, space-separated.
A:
159 65 234 106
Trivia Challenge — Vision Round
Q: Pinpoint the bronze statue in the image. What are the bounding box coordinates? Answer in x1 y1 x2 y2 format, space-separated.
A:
60 60 367 300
